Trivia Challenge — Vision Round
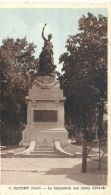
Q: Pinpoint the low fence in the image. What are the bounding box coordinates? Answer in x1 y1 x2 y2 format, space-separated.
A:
82 138 107 173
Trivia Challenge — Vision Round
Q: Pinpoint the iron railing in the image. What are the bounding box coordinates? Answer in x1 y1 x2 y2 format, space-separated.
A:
82 138 107 173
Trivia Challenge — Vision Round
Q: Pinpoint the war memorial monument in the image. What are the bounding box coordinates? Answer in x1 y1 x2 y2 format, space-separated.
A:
22 24 68 148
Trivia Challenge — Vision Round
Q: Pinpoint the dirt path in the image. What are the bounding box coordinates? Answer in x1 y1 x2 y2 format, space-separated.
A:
1 158 107 185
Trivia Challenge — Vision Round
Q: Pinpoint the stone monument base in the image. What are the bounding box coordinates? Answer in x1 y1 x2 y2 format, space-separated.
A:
22 127 68 147
22 75 68 147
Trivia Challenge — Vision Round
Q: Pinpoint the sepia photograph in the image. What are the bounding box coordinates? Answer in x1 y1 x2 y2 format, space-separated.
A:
0 2 110 194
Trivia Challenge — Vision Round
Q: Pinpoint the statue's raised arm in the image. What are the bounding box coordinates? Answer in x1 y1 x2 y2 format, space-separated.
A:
39 23 56 75
42 23 52 43
42 23 47 41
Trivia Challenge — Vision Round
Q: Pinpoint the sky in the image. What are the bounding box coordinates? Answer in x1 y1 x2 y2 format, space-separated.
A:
0 8 107 72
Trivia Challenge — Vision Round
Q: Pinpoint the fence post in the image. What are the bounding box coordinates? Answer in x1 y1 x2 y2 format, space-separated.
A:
82 139 87 173
99 140 101 173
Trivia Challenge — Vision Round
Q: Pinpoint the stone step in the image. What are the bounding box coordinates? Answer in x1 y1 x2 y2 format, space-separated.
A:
20 154 65 158
34 148 54 151
31 151 56 154
35 145 53 148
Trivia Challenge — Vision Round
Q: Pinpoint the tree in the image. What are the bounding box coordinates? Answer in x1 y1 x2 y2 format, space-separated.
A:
58 13 107 139
0 37 39 144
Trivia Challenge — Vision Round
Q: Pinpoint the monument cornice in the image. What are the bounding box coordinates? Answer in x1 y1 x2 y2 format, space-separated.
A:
26 98 66 101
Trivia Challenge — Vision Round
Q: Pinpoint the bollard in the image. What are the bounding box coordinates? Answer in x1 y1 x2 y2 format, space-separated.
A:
74 152 82 158
99 140 101 173
82 139 87 173
6 151 15 158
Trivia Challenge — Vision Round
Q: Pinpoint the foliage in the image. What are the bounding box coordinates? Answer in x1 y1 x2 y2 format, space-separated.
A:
0 38 39 144
1 121 23 145
85 130 96 142
58 13 107 139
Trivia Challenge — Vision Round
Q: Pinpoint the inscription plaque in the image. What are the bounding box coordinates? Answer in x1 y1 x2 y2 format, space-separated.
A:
34 110 57 122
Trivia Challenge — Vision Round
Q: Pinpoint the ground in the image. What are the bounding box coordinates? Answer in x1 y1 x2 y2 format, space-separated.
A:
1 143 107 186
1 158 107 185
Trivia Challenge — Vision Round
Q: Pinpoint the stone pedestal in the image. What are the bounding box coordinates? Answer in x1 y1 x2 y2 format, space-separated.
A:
22 75 68 146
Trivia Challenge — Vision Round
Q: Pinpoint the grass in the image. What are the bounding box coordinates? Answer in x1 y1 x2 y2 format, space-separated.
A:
1 145 25 153
63 142 82 154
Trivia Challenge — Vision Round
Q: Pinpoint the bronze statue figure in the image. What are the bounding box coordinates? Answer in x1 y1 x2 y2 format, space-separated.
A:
42 23 53 54
38 23 56 75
